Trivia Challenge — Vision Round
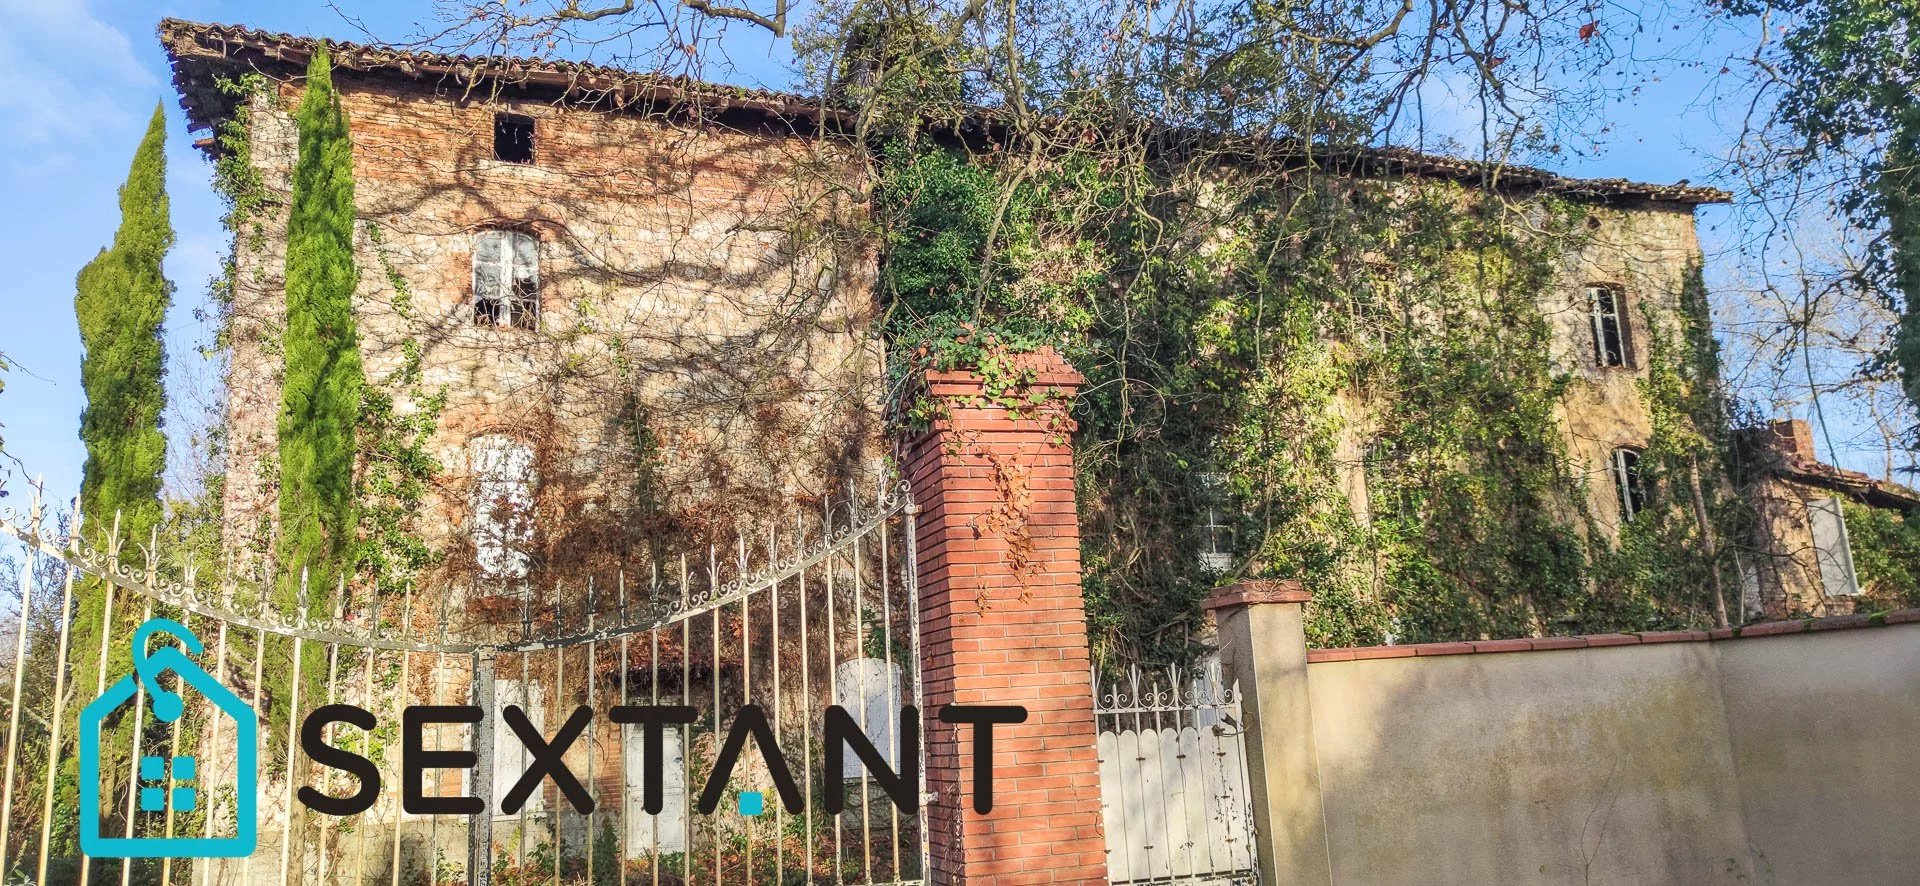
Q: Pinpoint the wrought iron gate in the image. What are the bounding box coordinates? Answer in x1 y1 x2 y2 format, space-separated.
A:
1095 660 1259 885
0 475 924 885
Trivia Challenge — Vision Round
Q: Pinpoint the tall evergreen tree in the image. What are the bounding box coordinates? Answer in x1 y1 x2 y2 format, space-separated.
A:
76 104 172 543
277 45 362 606
66 102 173 854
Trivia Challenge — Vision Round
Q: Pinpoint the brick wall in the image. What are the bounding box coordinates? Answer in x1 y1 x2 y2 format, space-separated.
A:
902 349 1108 884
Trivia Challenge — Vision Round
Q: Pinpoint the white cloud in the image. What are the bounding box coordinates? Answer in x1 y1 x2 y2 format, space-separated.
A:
0 0 157 170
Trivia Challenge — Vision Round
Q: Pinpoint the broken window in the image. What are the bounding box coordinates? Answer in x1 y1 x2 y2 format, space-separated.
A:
1806 496 1861 597
1196 472 1235 572
1612 447 1646 522
470 434 535 585
1735 551 1764 620
1587 285 1632 368
494 112 535 164
473 229 539 330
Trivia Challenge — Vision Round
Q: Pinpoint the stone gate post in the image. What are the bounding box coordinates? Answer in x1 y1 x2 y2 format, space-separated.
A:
902 347 1108 884
1206 580 1334 886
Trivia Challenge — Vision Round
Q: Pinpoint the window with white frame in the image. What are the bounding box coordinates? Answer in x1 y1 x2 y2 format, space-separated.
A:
470 434 535 584
1196 472 1235 572
473 229 539 330
1587 285 1632 368
1806 496 1861 597
1611 447 1646 523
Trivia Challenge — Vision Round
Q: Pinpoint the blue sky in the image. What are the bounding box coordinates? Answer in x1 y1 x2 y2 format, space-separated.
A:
0 0 1840 516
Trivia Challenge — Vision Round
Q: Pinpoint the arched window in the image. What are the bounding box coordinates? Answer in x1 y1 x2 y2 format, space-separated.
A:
470 434 535 583
473 229 539 330
1586 284 1633 368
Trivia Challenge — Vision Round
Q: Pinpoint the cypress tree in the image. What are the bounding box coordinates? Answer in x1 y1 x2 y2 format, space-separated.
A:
277 45 362 606
71 104 172 662
76 104 172 545
67 102 173 853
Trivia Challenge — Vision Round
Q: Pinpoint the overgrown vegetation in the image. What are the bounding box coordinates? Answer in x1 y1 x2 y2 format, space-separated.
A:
357 225 445 598
1847 501 1920 609
65 104 175 846
277 45 364 607
872 128 1742 662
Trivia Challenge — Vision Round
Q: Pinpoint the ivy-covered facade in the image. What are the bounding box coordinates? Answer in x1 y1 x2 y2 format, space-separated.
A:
873 142 1743 660
165 20 1908 668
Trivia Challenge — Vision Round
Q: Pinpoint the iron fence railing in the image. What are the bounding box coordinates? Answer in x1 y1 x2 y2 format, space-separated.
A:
0 474 925 886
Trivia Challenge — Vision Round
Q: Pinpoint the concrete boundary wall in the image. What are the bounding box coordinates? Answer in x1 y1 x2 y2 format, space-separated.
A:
1212 588 1920 885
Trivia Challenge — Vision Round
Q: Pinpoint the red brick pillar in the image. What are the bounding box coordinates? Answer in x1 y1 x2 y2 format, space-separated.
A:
903 347 1108 884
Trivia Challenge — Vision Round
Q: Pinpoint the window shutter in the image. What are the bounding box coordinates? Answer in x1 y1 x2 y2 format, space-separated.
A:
473 231 504 322
510 231 539 288
471 434 535 583
1807 496 1861 597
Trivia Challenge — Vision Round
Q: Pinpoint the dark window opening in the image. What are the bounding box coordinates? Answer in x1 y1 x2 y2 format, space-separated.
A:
473 229 539 330
494 113 535 164
1612 447 1646 522
1588 285 1632 368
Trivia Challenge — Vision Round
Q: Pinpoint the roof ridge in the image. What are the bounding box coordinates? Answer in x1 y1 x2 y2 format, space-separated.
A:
157 17 1732 204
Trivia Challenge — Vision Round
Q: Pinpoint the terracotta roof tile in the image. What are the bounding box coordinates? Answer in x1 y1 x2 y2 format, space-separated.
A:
158 18 1732 205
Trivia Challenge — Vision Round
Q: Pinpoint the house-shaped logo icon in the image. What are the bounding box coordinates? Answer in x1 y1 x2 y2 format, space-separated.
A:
78 618 258 858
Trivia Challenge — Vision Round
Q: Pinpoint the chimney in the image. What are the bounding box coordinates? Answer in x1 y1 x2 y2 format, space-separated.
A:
1766 419 1818 460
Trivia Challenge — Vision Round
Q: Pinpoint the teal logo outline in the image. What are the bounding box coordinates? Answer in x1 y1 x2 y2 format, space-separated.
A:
79 618 258 858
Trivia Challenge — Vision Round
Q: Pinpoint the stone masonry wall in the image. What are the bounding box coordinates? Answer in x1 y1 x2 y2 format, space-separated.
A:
1555 203 1707 533
216 65 1711 609
220 74 886 587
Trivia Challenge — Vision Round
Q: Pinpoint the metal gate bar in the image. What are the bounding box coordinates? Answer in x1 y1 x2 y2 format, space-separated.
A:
0 474 925 885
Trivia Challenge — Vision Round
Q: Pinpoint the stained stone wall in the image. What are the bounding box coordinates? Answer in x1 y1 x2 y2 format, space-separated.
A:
1555 203 1708 532
219 74 886 585
216 69 1712 596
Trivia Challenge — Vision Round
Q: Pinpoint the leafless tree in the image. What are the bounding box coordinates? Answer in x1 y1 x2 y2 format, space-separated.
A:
1708 3 1920 480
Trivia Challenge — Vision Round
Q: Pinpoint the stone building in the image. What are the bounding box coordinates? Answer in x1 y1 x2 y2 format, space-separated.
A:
162 19 1743 611
1737 419 1920 618
165 20 889 595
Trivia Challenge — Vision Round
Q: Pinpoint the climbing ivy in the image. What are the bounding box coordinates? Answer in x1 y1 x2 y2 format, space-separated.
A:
1847 501 1920 609
207 73 272 354
874 138 1741 663
356 224 446 597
